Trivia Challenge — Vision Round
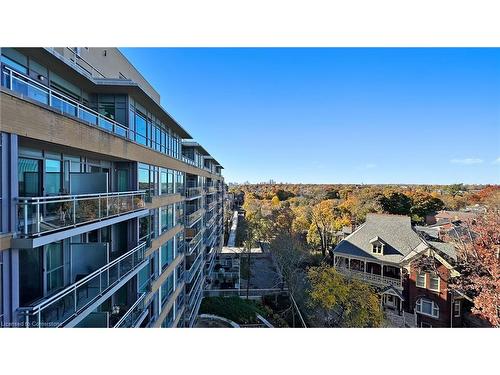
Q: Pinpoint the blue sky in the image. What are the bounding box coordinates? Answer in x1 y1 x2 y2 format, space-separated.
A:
120 48 500 184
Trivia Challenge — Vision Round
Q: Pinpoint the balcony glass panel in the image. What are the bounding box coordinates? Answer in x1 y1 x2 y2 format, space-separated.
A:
51 94 77 117
78 107 98 125
18 242 146 328
18 191 146 237
11 73 48 105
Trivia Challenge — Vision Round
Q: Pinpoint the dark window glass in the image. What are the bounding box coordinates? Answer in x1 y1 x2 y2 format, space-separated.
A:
18 158 40 197
135 113 147 145
19 248 43 305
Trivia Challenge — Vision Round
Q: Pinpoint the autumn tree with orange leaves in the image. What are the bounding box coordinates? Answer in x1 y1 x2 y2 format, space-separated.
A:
449 207 500 327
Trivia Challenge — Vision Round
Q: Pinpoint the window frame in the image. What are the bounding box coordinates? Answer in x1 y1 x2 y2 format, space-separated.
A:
416 298 439 319
429 273 440 292
416 272 426 288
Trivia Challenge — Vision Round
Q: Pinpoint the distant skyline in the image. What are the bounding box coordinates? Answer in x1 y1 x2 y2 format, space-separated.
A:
120 48 500 184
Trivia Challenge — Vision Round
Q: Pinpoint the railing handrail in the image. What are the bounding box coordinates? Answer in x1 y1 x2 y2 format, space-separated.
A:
113 292 147 328
19 242 146 313
17 190 147 202
336 266 402 286
3 67 220 174
3 66 132 136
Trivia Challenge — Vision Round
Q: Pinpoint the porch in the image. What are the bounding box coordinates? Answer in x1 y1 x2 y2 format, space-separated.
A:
333 255 403 288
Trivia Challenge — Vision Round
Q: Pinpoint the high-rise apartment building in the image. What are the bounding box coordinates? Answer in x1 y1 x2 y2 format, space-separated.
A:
0 47 224 328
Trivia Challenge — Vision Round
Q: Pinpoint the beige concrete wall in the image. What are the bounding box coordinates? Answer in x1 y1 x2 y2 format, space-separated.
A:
145 224 183 258
152 281 185 328
147 194 184 210
54 47 160 103
0 234 12 251
0 90 222 182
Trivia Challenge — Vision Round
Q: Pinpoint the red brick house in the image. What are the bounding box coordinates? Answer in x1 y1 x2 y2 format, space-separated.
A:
332 213 467 327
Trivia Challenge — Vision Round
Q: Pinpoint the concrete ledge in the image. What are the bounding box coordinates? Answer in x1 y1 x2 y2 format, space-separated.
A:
147 193 184 210
0 233 12 251
197 314 240 328
145 224 183 258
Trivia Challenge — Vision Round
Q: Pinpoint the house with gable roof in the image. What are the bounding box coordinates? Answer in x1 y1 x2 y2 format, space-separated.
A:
331 213 466 327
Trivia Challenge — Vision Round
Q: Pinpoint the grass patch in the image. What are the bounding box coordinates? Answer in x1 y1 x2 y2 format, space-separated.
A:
199 296 266 325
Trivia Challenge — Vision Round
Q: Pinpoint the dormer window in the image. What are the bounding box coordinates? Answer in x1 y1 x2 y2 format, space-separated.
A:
369 236 385 254
372 244 383 254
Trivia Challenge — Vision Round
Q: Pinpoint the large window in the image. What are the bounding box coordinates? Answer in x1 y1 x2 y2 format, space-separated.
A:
135 112 147 146
139 212 154 243
45 159 62 195
416 298 439 318
18 158 41 197
160 274 174 307
138 166 150 192
167 170 174 194
160 205 174 233
45 242 64 293
138 261 150 294
175 171 185 194
160 239 174 271
160 170 168 195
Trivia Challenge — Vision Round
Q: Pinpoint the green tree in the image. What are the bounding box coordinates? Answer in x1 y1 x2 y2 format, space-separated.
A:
309 200 350 256
325 189 340 200
409 192 445 223
306 266 383 327
380 192 412 215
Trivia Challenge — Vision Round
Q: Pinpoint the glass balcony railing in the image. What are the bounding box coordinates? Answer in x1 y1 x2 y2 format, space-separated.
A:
185 187 203 199
113 292 147 328
205 200 217 212
1 66 217 173
185 208 204 227
17 242 147 328
186 253 204 284
205 214 216 229
204 186 217 194
2 66 132 138
17 190 146 237
185 229 203 253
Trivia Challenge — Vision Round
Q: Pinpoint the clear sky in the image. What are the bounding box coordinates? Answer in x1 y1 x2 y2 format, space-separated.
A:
120 48 500 185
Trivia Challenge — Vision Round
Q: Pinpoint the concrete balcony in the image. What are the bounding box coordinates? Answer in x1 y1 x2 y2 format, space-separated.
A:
17 190 146 238
17 242 147 328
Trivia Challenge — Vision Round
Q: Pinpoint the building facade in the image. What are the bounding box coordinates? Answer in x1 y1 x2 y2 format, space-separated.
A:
331 214 466 328
0 47 224 328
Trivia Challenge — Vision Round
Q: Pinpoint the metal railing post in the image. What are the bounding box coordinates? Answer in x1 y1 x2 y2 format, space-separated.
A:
74 288 77 313
23 201 28 235
36 199 41 234
72 197 76 225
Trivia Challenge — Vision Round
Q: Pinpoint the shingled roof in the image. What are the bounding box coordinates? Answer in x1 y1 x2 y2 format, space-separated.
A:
332 213 427 264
